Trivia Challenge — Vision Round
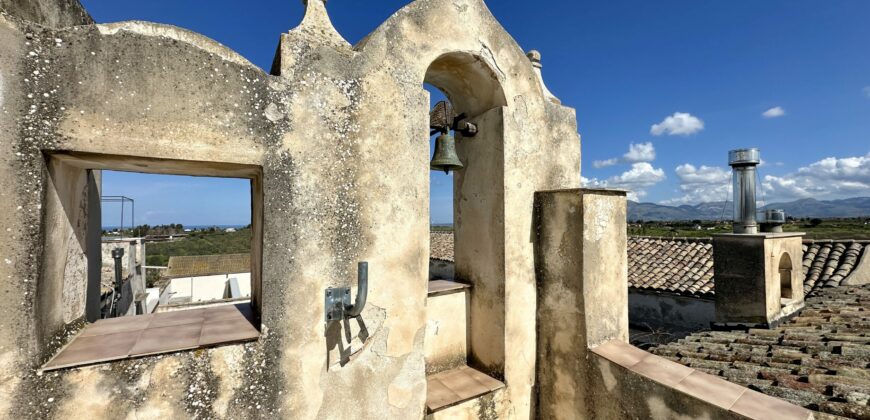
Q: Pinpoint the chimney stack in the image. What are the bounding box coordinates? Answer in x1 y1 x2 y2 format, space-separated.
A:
729 148 761 234
714 148 805 328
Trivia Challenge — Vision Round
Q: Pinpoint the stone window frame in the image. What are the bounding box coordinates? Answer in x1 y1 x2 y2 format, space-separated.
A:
40 151 264 343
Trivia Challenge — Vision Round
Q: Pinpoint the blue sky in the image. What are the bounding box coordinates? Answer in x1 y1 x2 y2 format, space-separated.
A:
101 171 251 228
83 0 870 224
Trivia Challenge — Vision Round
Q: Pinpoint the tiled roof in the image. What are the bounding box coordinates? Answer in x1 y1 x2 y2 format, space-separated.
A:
628 237 715 296
628 237 867 298
166 254 250 278
651 284 870 420
803 241 866 294
428 233 868 298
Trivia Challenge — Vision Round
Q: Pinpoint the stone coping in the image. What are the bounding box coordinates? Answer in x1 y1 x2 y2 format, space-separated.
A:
428 280 471 297
591 340 813 420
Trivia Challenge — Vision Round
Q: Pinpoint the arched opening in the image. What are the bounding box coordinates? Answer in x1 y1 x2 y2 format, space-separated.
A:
422 51 508 405
779 252 794 305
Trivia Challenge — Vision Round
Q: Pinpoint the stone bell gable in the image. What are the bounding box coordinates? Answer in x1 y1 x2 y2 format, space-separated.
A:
0 0 580 417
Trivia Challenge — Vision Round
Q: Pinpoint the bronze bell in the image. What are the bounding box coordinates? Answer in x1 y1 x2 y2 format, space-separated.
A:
430 133 464 174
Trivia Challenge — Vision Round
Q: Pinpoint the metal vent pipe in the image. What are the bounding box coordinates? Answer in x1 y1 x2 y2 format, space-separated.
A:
729 148 761 234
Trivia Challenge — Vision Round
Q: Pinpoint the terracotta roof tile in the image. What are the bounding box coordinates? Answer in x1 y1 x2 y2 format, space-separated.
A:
430 232 454 262
627 237 715 297
628 237 867 298
651 284 870 419
428 233 867 299
166 254 250 278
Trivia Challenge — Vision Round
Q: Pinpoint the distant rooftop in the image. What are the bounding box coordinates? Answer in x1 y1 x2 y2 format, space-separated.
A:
628 237 868 298
431 232 454 262
429 233 869 299
166 254 250 278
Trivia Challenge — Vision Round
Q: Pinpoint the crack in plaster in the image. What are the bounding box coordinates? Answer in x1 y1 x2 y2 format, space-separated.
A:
479 43 505 81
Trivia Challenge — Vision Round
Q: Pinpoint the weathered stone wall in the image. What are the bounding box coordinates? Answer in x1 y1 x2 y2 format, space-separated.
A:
0 0 92 29
534 189 629 418
629 290 715 338
0 0 581 418
533 189 813 420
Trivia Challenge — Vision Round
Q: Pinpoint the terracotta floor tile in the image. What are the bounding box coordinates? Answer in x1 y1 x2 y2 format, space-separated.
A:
461 366 505 392
44 330 140 369
43 306 264 371
79 315 153 337
204 303 255 323
425 366 504 413
426 377 461 412
437 368 489 400
203 303 244 313
130 322 203 357
148 308 205 328
674 371 747 410
199 317 259 347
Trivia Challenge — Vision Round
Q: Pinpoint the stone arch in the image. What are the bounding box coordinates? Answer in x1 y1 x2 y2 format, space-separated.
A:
424 51 507 117
423 50 509 378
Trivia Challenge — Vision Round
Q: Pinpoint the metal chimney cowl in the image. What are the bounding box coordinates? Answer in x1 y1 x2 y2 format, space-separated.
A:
728 148 761 234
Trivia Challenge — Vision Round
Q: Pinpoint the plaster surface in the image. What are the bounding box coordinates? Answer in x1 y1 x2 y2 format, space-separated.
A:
425 290 468 375
713 233 805 326
0 0 580 418
533 190 812 420
0 0 91 29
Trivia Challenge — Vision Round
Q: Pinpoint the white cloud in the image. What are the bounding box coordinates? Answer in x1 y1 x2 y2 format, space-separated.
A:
623 142 656 163
863 86 870 98
661 164 732 205
592 158 619 169
583 162 666 201
762 106 786 119
762 152 870 201
593 142 656 169
650 112 704 136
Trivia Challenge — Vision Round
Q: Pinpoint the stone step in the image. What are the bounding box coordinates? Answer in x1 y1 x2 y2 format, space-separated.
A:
426 365 504 414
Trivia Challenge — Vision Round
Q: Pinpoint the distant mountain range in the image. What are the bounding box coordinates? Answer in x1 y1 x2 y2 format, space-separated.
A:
628 197 870 221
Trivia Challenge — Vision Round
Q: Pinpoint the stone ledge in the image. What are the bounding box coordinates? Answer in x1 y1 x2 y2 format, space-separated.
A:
592 340 813 420
427 280 470 297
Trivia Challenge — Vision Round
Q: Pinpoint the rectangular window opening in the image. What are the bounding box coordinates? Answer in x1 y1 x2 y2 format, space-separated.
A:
41 153 263 371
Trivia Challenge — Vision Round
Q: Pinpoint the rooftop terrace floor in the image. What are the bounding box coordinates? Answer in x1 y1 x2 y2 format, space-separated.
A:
42 303 259 371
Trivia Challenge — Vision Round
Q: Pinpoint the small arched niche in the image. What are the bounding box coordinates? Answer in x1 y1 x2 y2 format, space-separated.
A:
779 252 794 305
423 51 509 380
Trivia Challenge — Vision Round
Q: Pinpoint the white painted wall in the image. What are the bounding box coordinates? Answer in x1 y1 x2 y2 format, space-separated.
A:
167 272 251 303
